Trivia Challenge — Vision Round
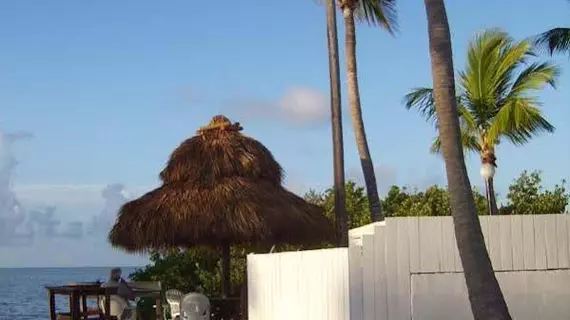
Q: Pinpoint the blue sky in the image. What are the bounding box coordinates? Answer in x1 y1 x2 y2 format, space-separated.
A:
0 0 568 267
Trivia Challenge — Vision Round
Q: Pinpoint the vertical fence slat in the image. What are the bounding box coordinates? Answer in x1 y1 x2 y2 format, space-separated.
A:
270 254 282 320
362 234 375 320
555 215 569 268
301 252 315 320
544 214 558 269
544 215 559 269
511 215 525 270
340 249 351 320
565 214 570 268
499 215 513 270
258 255 271 320
440 216 456 272
419 217 441 272
396 218 411 320
534 215 548 270
278 253 298 319
480 215 490 250
408 217 420 273
374 226 388 320
258 255 273 320
453 221 463 272
488 215 502 270
349 239 363 320
247 254 258 320
522 215 536 270
386 219 399 320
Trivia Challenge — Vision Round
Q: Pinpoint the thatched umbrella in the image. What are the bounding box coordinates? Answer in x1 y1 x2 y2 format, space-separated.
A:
109 115 334 296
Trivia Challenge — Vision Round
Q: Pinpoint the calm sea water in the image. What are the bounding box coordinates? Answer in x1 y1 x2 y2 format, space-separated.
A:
0 267 138 320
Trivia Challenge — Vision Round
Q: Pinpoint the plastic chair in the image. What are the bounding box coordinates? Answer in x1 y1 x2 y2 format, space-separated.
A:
98 295 136 320
165 289 183 319
181 293 210 320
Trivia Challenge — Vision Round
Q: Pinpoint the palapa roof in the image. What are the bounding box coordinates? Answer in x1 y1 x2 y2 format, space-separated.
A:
159 119 283 186
109 115 335 252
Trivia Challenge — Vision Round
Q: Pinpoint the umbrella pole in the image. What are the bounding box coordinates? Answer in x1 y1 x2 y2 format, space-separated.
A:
221 241 231 298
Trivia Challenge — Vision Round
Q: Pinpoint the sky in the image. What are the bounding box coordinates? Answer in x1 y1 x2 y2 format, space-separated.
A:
0 0 568 268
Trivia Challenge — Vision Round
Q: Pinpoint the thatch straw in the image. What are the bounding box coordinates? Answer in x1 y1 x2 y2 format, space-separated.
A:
110 115 334 297
109 177 335 252
109 115 334 252
159 115 283 186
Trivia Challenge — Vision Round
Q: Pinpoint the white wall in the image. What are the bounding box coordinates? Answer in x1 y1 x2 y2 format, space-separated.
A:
411 270 570 320
351 214 570 320
247 214 570 320
247 248 350 320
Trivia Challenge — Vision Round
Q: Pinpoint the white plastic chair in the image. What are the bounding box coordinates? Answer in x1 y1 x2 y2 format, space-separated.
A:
165 289 183 319
98 295 136 320
181 293 210 320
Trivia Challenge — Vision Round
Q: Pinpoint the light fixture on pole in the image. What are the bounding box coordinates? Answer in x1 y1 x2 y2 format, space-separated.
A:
480 162 496 215
480 163 495 181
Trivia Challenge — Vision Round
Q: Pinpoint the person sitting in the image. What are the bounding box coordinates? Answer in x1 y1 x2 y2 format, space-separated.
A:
101 267 137 320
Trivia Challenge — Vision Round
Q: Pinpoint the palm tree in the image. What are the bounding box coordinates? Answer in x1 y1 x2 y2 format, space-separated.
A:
422 0 512 318
325 0 349 246
535 0 570 56
536 27 570 56
404 29 560 216
338 0 396 222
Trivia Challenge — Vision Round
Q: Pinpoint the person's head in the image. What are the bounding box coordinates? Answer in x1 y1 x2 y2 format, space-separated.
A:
110 267 122 281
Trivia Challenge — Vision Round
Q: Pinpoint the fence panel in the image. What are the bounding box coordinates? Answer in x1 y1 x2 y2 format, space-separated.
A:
247 214 570 320
247 248 350 320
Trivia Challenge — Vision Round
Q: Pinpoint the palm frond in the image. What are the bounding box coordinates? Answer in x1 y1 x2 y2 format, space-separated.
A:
508 62 560 96
354 0 397 33
460 29 536 125
403 87 437 124
430 130 481 154
487 97 555 146
407 28 558 158
457 105 478 132
404 88 474 129
492 38 534 100
461 30 507 124
535 28 570 55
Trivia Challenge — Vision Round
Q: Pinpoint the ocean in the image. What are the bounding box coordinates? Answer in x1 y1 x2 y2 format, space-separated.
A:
0 267 138 320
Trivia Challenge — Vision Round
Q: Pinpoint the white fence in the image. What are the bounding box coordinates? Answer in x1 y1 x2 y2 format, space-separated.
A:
247 214 570 320
247 248 350 320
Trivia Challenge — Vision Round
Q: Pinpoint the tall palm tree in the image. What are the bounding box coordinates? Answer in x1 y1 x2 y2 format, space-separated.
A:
422 0 512 318
404 29 559 216
535 0 570 56
536 27 570 56
325 0 348 246
338 0 396 222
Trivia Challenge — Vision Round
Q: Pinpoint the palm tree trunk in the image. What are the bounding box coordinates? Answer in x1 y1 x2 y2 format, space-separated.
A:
484 179 492 214
489 178 499 216
325 0 348 246
342 6 384 222
484 178 499 215
423 0 512 318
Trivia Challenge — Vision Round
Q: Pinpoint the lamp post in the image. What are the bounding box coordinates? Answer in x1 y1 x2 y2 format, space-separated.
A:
480 162 497 215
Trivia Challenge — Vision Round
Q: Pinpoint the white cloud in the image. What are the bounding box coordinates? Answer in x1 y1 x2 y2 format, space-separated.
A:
225 86 329 127
13 184 152 219
3 180 310 267
1 184 153 267
279 87 328 125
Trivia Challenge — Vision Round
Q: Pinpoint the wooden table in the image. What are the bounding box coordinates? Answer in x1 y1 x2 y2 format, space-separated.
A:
45 284 162 320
